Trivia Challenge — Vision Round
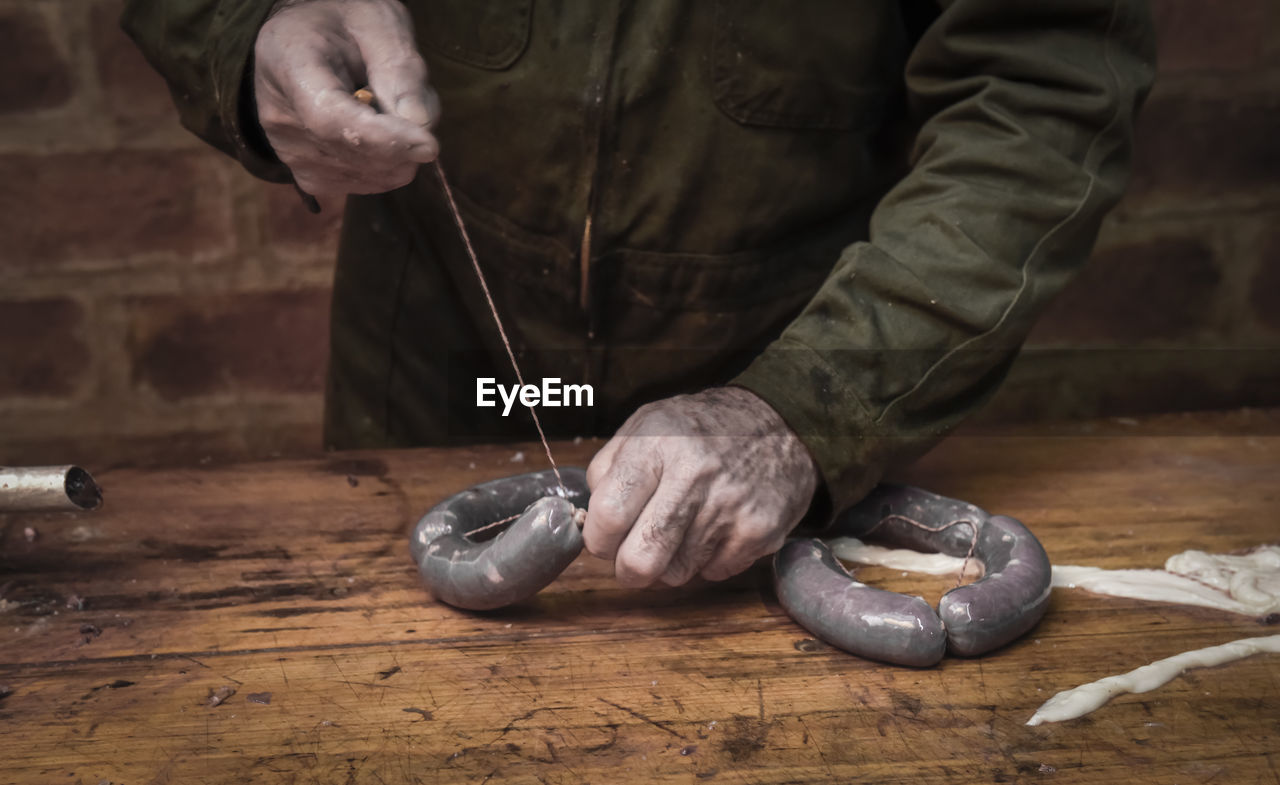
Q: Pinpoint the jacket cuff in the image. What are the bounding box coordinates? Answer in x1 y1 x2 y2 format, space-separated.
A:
731 338 888 520
211 0 293 183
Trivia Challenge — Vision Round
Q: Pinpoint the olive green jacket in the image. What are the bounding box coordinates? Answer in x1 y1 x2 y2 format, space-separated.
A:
123 1 1155 516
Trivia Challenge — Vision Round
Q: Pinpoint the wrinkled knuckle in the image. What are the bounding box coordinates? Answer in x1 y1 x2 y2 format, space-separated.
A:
394 52 428 81
669 458 704 489
618 552 664 587
660 563 694 587
669 541 713 584
631 403 674 431
722 520 768 557
692 450 724 479
639 517 681 550
741 514 781 545
613 455 658 494
585 459 608 491
588 495 628 532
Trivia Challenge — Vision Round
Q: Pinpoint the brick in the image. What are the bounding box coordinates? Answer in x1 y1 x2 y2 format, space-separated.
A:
264 182 343 257
0 150 234 267
128 289 331 400
1127 90 1280 201
1029 236 1220 344
1150 0 1270 73
0 298 89 397
90 0 187 141
1251 228 1280 332
0 7 74 116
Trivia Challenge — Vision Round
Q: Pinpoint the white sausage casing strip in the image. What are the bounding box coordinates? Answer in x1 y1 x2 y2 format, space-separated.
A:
1025 634 1280 726
1053 546 1280 616
829 540 1280 617
828 540 1280 724
827 537 979 577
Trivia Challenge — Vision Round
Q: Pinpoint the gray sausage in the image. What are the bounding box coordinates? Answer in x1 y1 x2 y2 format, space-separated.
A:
774 539 946 667
410 468 589 610
938 514 1052 656
777 484 1051 664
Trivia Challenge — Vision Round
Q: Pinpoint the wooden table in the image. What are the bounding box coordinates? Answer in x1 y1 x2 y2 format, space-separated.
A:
2 413 1278 784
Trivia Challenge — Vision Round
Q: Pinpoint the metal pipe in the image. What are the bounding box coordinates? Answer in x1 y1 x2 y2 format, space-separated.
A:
0 466 102 512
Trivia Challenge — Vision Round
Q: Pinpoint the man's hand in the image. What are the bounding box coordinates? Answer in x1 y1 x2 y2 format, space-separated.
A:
254 0 439 198
584 387 820 588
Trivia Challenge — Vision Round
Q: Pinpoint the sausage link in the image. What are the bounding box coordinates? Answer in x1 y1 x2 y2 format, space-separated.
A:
774 539 947 667
939 514 1052 656
776 484 1052 664
410 468 589 610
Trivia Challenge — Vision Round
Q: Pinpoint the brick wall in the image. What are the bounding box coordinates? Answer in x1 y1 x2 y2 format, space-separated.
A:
0 0 341 466
1 0 1277 467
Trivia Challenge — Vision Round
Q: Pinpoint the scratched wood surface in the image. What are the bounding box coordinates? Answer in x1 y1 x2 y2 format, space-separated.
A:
1 412 1278 785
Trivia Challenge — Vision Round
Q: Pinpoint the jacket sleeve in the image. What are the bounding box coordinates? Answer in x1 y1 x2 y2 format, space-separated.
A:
732 0 1156 516
121 0 292 182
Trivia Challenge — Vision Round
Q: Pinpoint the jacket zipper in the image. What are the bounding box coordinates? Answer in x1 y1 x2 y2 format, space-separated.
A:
579 214 593 317
576 4 621 340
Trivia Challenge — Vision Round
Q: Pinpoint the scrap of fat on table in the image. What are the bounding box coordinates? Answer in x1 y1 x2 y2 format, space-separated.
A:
828 538 1280 724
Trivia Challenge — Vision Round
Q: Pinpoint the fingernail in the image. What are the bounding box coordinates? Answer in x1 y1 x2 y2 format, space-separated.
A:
396 97 431 127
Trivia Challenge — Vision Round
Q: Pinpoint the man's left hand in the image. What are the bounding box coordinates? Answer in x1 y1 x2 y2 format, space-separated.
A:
584 386 820 587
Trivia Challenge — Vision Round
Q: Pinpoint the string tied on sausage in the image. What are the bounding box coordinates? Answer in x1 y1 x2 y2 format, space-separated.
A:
462 505 588 543
864 514 982 590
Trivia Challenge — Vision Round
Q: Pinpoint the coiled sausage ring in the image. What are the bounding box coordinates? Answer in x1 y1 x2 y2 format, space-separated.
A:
409 468 590 610
774 484 1052 667
410 472 1051 665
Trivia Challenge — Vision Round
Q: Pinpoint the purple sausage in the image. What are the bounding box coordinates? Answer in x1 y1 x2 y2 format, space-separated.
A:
774 539 946 667
777 484 1052 664
937 515 1052 656
410 468 589 610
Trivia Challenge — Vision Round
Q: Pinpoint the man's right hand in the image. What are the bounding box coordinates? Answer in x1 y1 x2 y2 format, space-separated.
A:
254 0 440 199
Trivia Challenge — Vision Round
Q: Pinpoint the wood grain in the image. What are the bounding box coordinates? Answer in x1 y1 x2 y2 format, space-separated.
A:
1 417 1278 784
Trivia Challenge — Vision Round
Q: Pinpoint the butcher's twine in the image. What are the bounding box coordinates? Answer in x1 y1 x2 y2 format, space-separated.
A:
434 161 568 496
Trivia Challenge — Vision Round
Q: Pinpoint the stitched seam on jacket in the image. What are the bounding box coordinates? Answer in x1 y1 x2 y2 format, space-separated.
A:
876 0 1127 426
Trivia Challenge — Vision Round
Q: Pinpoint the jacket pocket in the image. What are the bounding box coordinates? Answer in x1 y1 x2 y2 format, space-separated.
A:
711 0 904 130
418 0 532 70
